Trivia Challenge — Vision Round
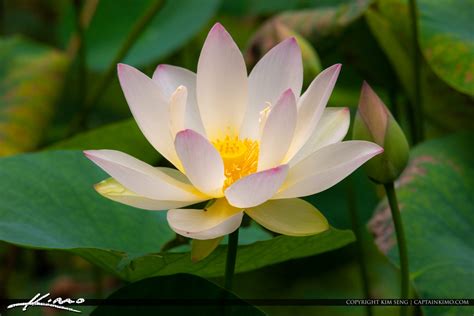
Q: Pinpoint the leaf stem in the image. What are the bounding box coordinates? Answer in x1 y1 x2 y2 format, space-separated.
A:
409 0 424 144
224 228 239 291
69 0 165 134
384 182 409 316
346 180 373 316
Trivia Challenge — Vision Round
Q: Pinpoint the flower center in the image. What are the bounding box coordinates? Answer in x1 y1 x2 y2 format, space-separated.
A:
212 136 259 190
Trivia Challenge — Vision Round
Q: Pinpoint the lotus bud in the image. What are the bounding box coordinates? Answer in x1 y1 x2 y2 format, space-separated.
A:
353 82 409 184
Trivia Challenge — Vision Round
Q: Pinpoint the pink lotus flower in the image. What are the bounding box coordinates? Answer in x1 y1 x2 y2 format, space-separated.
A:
85 23 382 248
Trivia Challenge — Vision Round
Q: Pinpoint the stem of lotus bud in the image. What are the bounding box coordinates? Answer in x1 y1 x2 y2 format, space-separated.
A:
384 182 410 316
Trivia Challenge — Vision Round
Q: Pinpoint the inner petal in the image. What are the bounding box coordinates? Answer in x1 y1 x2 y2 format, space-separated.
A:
212 136 259 190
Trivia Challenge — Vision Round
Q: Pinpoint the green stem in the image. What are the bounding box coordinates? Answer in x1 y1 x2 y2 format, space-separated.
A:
224 228 239 291
69 0 165 134
384 182 409 316
409 0 424 144
346 180 373 316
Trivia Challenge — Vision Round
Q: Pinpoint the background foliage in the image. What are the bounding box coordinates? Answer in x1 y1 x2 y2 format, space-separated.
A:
0 0 472 315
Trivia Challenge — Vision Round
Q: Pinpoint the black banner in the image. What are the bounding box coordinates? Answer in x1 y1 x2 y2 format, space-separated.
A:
1 298 473 307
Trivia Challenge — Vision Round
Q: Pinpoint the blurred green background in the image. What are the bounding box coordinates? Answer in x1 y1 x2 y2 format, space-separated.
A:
0 0 473 315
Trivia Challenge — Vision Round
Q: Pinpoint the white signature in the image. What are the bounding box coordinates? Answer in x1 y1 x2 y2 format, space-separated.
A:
7 293 85 313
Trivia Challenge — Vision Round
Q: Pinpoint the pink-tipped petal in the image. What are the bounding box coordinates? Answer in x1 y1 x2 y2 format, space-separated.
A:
240 38 303 140
117 64 182 170
258 89 297 170
174 129 225 197
197 23 248 139
225 165 289 208
285 64 342 163
274 141 383 199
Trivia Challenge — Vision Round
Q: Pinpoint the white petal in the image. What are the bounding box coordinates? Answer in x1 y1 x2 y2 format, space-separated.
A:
288 107 350 166
246 198 328 236
169 86 187 138
152 64 195 98
117 64 182 169
274 141 383 199
167 199 243 240
174 129 225 197
196 23 248 139
84 149 206 201
285 64 341 162
258 89 297 170
240 38 303 140
152 65 205 136
94 178 206 211
225 165 289 208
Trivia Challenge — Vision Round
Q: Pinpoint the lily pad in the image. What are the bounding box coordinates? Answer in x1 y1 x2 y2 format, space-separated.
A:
49 119 160 164
417 0 474 96
365 0 474 136
0 150 354 281
369 133 474 316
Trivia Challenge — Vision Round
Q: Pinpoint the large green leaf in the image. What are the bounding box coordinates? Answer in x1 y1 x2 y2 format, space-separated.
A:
0 150 354 281
91 274 264 316
370 133 474 316
365 0 474 136
49 119 160 164
60 0 220 71
0 36 68 156
417 0 474 96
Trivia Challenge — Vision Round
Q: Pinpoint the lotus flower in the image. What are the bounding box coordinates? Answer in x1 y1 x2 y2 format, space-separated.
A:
84 23 382 250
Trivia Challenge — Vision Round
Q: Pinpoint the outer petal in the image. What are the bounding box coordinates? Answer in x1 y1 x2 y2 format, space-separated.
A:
258 89 297 170
246 198 328 236
117 63 182 170
288 107 350 166
196 23 248 139
84 149 205 201
191 237 223 262
152 65 205 136
274 141 383 199
94 178 206 211
167 199 243 240
225 165 289 208
240 38 303 140
284 64 341 162
174 129 225 197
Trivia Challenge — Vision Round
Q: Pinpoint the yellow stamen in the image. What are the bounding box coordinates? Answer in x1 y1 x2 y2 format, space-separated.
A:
212 136 259 190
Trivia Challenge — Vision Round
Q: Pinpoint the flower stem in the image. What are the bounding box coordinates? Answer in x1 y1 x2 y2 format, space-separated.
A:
69 0 165 134
384 182 409 316
224 228 239 291
408 0 424 144
346 180 373 316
